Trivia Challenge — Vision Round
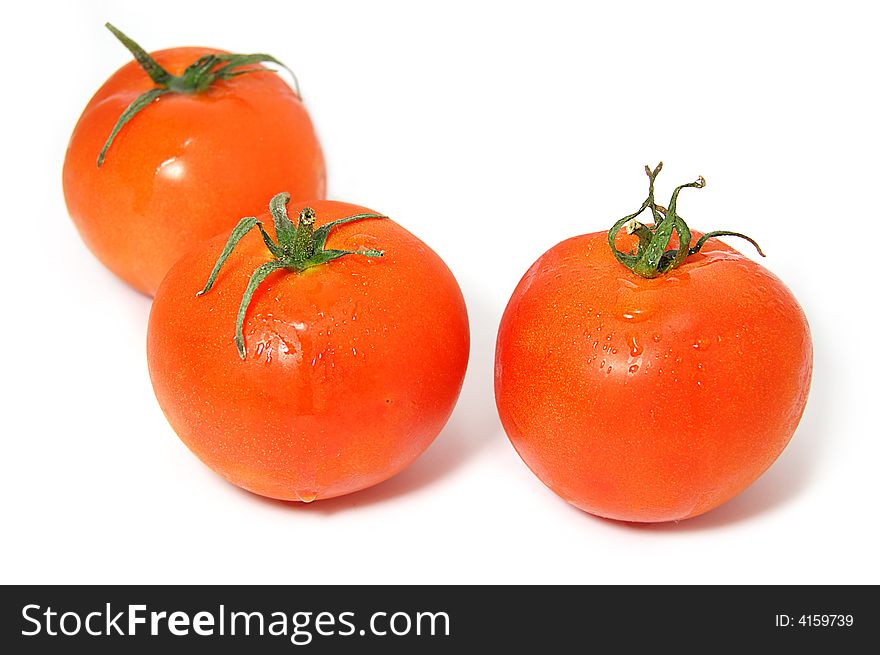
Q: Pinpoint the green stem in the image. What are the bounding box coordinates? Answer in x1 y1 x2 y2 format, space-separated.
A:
608 163 765 278
198 192 388 359
624 220 654 253
97 24 300 167
290 208 317 263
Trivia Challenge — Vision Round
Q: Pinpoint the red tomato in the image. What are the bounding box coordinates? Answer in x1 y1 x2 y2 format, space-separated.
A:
147 195 469 501
495 165 812 522
63 25 325 295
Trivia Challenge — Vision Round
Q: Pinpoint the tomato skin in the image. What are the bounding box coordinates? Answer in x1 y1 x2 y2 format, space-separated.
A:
147 200 469 501
494 231 812 522
63 47 326 296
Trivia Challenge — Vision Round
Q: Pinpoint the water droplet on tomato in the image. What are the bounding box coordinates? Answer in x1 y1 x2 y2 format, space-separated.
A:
296 490 317 503
626 335 643 357
621 309 650 323
344 233 379 251
629 364 639 374
652 333 662 342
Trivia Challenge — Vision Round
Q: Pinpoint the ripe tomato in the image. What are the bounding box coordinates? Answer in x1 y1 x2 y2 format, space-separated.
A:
495 165 812 522
63 25 325 296
147 195 469 502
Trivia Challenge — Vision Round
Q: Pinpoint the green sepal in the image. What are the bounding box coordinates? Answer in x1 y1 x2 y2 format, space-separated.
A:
96 87 170 166
197 193 388 359
97 24 299 166
303 248 384 268
234 260 287 358
269 193 298 248
689 230 765 257
312 213 387 250
607 164 764 278
104 23 170 85
196 216 263 296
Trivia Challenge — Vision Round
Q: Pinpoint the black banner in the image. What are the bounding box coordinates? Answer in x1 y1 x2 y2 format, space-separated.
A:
1 585 874 652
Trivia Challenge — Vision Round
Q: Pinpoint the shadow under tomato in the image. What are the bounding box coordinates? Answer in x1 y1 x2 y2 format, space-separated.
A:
233 281 505 514
595 327 831 533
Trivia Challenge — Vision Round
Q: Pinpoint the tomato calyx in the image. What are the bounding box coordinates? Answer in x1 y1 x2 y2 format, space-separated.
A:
97 23 300 167
196 193 386 359
607 163 765 278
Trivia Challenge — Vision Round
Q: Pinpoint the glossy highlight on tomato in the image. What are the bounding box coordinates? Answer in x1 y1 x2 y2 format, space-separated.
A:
63 27 325 295
147 198 469 502
494 166 812 523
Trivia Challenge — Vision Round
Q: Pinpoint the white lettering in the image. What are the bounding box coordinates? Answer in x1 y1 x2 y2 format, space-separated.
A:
192 611 214 636
59 612 81 636
85 611 102 636
128 604 146 635
21 604 41 636
167 611 190 636
106 604 124 635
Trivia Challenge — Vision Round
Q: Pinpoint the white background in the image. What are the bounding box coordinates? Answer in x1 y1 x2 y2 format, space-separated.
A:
1 0 877 584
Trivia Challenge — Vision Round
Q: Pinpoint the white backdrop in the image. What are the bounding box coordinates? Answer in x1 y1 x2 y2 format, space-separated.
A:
1 0 876 584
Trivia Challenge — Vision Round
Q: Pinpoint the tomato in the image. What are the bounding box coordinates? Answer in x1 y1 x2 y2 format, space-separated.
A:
63 25 325 296
147 194 469 502
494 165 812 522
